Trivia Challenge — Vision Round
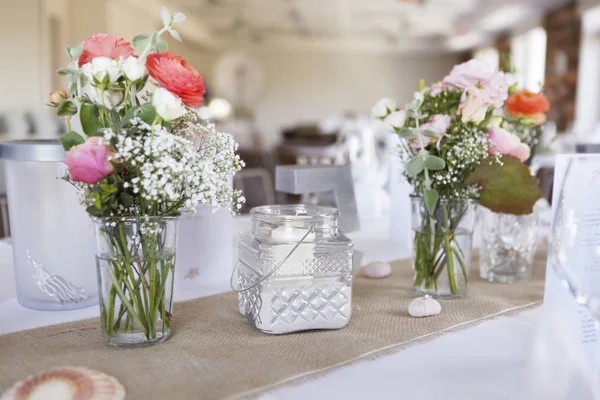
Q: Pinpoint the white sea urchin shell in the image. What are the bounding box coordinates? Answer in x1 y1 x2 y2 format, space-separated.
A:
363 261 391 279
0 367 125 400
408 296 441 317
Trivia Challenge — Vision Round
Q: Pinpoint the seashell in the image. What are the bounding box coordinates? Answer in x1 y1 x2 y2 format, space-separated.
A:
408 296 441 318
0 367 125 400
363 261 391 279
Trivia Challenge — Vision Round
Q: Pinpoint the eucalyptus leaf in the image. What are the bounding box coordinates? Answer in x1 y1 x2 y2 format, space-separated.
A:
169 29 182 42
423 155 445 170
424 188 439 215
59 131 85 151
125 104 156 125
161 6 171 26
57 67 79 76
57 99 77 117
397 127 417 140
406 156 424 177
66 45 82 62
155 39 168 52
172 12 186 24
132 34 150 51
80 103 101 135
422 129 439 138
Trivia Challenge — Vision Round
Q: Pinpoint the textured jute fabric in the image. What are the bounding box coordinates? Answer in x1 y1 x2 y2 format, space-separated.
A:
0 248 547 399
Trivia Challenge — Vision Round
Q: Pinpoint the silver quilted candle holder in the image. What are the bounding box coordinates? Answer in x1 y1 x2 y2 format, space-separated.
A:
236 205 353 334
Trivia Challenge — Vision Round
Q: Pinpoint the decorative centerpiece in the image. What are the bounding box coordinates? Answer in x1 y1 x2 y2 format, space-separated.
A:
373 59 542 297
237 205 353 334
480 88 550 283
51 8 244 346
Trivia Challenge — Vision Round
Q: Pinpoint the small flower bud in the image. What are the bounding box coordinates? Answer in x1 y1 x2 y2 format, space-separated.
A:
49 88 68 106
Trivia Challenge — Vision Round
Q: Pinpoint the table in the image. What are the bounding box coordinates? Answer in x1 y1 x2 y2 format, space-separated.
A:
0 215 548 400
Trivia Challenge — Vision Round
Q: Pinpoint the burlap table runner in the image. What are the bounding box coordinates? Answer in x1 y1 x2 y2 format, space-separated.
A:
0 248 547 399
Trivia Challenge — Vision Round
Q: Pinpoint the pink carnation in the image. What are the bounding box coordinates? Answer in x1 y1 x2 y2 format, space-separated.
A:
488 126 531 162
443 59 508 107
63 137 116 184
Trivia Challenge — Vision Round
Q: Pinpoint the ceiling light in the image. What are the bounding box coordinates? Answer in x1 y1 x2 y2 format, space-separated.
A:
478 4 531 32
446 32 483 51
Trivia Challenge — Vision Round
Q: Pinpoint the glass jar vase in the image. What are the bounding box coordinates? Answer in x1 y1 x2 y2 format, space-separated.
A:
237 205 354 334
411 196 477 298
479 207 538 284
92 215 179 347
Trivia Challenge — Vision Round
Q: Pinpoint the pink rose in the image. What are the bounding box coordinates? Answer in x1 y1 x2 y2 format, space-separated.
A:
63 137 116 184
78 33 134 67
443 59 508 107
488 126 531 162
411 114 451 150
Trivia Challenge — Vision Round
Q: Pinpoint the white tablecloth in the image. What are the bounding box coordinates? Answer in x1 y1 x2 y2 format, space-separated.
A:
0 216 547 400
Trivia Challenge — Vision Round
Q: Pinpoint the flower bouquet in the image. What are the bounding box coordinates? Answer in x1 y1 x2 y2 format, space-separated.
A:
50 8 244 346
373 59 542 297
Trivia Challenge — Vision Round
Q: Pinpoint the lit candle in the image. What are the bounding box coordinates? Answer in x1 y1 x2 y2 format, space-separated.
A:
270 226 315 275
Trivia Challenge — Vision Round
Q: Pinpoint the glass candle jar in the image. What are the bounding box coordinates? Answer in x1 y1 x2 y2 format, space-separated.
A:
237 205 354 334
0 139 97 310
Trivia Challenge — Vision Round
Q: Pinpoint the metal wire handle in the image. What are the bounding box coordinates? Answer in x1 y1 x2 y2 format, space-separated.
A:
230 224 315 293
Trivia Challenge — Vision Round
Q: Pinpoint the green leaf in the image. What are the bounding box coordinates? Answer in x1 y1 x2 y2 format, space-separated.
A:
172 12 186 24
120 192 134 207
397 127 417 140
132 34 150 51
66 44 82 62
418 79 425 91
161 6 171 26
99 183 118 194
86 205 103 216
59 131 85 151
508 81 519 96
155 39 168 52
464 155 542 215
56 99 77 117
80 103 101 135
423 155 445 170
406 156 424 177
422 129 439 138
57 67 79 76
424 188 439 215
127 104 156 125
168 29 182 42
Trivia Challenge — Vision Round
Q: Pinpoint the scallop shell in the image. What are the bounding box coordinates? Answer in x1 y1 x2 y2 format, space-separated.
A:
363 261 391 279
408 296 441 318
0 367 125 400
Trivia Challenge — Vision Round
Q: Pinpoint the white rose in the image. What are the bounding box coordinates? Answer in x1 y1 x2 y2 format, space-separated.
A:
153 87 187 121
383 110 406 132
122 56 147 83
81 83 123 109
82 56 122 85
459 87 491 124
371 97 396 119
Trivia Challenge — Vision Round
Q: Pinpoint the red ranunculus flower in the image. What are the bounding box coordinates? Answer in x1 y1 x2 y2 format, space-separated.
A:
506 89 550 125
78 33 134 67
146 52 206 107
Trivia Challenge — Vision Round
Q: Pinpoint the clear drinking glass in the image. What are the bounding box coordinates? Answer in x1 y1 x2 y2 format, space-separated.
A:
92 215 178 347
480 208 539 284
411 196 477 298
237 205 354 334
551 156 600 318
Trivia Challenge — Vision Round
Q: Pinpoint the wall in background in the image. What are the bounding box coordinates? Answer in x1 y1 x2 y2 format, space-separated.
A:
0 0 458 147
